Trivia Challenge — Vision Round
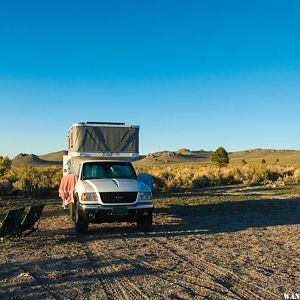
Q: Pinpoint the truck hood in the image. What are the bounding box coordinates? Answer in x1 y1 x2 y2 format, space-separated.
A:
79 178 151 193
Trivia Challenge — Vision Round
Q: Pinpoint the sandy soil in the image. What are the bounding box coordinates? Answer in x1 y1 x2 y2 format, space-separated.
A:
0 189 299 299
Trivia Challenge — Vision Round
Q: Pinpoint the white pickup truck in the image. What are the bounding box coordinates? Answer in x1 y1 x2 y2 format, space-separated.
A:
70 160 154 233
62 122 154 234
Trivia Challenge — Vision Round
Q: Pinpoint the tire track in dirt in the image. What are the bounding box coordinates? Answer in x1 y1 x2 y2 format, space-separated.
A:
86 240 149 300
72 239 124 300
115 247 238 300
0 272 56 300
88 243 202 299
157 238 280 300
23 244 108 299
85 251 130 300
89 238 237 300
19 267 68 300
0 246 91 299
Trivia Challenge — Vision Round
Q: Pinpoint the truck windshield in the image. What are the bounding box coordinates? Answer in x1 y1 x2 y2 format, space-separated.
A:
82 162 137 180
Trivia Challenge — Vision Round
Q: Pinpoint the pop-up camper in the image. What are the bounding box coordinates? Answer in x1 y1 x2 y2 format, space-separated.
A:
63 122 140 175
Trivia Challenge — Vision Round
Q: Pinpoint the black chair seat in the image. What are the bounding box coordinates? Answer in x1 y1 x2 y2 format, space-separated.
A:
17 205 44 236
0 208 25 238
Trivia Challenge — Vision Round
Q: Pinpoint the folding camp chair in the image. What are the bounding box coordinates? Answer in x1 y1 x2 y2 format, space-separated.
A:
0 207 25 238
16 205 44 236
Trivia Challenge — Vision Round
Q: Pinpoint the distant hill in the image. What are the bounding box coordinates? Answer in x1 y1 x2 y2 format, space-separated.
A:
10 148 300 167
140 149 212 164
38 150 68 162
12 150 67 167
229 149 300 166
136 148 300 167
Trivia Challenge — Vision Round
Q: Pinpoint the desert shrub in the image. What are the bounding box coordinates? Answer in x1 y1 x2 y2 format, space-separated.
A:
9 166 62 197
0 179 12 195
12 166 40 196
3 168 18 183
152 175 166 192
192 175 210 188
283 175 294 185
290 169 300 184
0 156 12 177
266 170 282 181
248 174 264 186
241 165 266 186
160 171 175 183
230 167 244 182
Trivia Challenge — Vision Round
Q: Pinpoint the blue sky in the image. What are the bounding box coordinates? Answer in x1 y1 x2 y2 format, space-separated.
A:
1 1 300 157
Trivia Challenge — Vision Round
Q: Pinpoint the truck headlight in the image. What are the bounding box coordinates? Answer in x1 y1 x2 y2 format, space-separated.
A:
137 192 152 200
81 192 98 202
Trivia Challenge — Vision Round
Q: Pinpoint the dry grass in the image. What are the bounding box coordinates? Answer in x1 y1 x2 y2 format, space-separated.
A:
134 162 300 192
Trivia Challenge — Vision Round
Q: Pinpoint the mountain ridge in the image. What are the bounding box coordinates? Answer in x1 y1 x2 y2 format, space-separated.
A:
10 148 300 167
12 150 67 167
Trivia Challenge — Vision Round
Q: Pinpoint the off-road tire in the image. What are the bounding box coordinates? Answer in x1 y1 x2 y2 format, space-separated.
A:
137 213 153 232
75 201 88 234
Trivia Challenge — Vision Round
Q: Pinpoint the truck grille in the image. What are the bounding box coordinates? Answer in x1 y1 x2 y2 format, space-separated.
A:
100 192 138 204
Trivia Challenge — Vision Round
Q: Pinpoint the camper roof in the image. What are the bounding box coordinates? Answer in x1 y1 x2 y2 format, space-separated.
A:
69 122 139 132
67 122 140 156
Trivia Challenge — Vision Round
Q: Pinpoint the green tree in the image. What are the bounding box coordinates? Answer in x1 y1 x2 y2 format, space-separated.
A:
211 147 229 167
261 159 266 164
0 156 12 177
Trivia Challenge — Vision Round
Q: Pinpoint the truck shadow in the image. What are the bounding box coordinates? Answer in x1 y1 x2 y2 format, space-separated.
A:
154 197 300 234
155 186 287 198
40 196 300 243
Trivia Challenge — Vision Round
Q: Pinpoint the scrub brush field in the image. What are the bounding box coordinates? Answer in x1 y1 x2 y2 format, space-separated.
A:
1 185 299 299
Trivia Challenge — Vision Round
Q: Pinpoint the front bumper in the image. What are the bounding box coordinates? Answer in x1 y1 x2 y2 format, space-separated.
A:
78 201 154 223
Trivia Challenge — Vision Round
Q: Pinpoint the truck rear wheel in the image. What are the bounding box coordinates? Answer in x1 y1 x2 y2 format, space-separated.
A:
137 213 153 232
75 201 88 234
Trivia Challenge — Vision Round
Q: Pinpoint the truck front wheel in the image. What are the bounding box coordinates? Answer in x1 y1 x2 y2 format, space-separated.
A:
137 213 153 232
75 201 88 234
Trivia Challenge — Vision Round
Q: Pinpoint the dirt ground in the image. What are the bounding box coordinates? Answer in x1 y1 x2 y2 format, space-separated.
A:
0 186 299 300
